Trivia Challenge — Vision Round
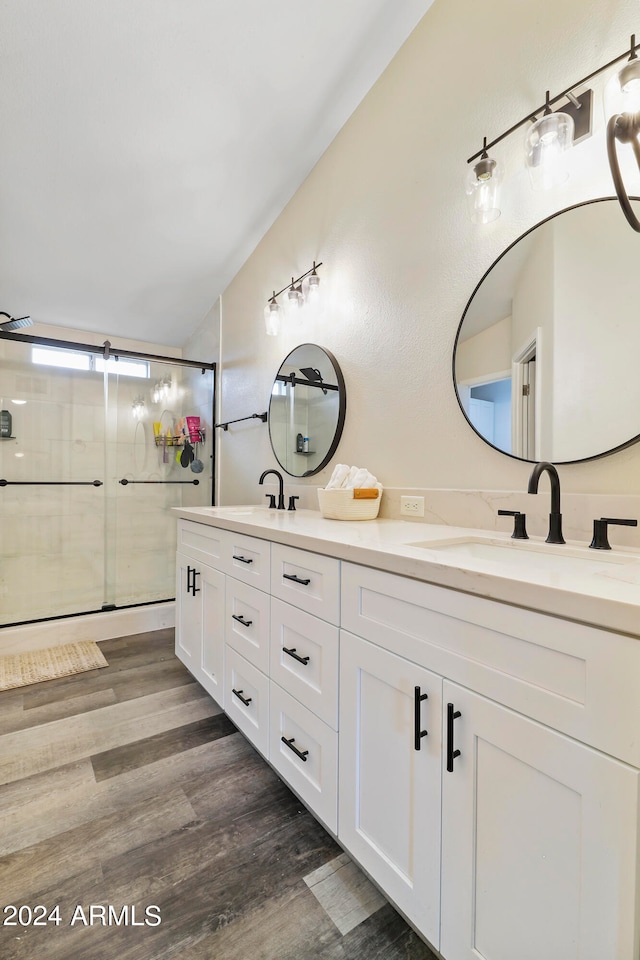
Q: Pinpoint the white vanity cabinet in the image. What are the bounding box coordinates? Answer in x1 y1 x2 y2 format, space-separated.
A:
175 514 640 960
339 560 640 960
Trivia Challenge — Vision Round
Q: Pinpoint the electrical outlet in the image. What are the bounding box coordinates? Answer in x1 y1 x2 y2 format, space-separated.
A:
400 495 425 517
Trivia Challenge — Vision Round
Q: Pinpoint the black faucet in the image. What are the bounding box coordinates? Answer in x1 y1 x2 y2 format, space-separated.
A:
527 461 565 544
259 469 285 510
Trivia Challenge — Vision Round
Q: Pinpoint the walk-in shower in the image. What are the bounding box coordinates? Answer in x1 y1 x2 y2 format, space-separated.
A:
0 331 215 627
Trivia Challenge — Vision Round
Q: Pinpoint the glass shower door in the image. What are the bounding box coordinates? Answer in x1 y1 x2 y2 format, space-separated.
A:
108 358 214 609
0 337 107 626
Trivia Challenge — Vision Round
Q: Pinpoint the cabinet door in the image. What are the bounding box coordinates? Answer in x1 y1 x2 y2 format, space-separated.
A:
175 551 202 678
200 561 225 706
441 681 640 960
175 552 225 707
339 631 442 947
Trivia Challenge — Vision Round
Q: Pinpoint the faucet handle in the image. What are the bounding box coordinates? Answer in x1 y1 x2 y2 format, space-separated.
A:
265 493 277 509
288 495 299 511
498 510 529 540
589 517 638 550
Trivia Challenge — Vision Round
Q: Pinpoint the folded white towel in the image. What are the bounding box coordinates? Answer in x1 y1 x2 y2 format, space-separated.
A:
326 464 350 489
326 463 382 491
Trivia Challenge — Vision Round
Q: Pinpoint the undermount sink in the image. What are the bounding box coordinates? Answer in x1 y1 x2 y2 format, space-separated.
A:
408 536 640 582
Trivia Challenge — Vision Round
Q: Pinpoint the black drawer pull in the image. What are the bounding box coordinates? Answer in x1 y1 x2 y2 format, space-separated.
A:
281 736 309 762
232 688 252 706
446 702 461 772
414 685 428 750
283 573 311 586
233 554 254 564
283 646 310 666
186 566 201 596
232 614 253 627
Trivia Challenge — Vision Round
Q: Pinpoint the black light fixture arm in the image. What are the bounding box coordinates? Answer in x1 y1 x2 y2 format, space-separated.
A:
269 261 323 301
467 35 640 164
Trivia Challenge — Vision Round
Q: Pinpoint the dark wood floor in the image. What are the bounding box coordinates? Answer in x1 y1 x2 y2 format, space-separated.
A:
0 629 438 960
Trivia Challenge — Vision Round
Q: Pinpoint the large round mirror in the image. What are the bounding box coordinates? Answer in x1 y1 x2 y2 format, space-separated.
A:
453 197 640 463
268 343 346 477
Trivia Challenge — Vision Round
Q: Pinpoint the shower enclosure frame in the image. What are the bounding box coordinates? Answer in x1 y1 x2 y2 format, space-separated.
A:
0 329 216 629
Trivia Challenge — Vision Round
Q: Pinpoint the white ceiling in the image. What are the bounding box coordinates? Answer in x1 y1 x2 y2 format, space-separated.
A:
0 0 434 347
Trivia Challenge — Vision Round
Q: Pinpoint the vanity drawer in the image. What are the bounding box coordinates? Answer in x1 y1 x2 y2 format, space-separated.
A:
225 578 270 674
269 682 338 834
270 598 339 729
177 519 226 570
271 543 340 624
224 531 271 589
341 561 640 767
224 646 269 758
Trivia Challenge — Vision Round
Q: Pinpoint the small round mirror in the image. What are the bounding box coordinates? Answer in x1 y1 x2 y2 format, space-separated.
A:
268 343 346 477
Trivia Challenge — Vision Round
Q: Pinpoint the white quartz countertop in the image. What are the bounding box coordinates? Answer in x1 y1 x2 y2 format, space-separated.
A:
174 506 640 638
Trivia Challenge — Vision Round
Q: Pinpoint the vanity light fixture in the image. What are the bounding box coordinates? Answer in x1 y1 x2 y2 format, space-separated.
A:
263 261 323 335
462 35 640 224
466 35 640 231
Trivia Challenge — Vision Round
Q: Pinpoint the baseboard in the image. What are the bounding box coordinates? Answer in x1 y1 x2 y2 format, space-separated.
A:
0 603 176 657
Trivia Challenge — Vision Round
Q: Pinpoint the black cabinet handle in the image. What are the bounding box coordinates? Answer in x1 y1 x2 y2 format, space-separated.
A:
283 573 311 586
283 646 310 666
414 685 428 750
232 688 252 706
233 554 254 564
281 736 309 762
186 565 200 596
232 614 253 627
446 702 461 772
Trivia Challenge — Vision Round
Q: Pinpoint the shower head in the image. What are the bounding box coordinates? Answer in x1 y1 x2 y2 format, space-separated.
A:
299 367 323 382
0 312 33 332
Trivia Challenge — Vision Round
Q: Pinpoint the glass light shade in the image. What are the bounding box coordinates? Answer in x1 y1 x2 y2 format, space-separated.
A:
286 284 303 316
264 299 280 336
306 271 320 302
524 111 574 190
604 58 640 119
465 155 502 224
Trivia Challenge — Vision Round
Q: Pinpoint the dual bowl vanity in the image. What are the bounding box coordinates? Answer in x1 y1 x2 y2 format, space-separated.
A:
173 504 640 960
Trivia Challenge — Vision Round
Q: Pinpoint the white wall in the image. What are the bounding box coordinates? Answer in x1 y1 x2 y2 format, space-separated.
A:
214 0 640 507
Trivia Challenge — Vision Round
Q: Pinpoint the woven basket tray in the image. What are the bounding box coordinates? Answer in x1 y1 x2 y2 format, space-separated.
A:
317 487 381 520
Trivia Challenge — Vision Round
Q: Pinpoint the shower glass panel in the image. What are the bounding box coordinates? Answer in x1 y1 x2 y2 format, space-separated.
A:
109 359 214 608
0 337 107 625
0 334 215 628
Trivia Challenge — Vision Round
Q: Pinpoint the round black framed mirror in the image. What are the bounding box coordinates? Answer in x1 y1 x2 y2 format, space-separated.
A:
453 196 640 464
268 343 346 477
